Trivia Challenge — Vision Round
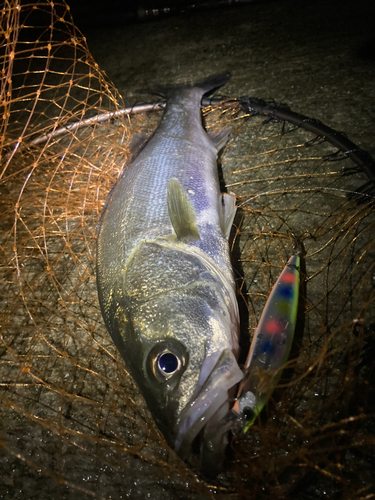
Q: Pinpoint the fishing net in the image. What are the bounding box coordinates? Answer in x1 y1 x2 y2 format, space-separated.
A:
1 1 374 499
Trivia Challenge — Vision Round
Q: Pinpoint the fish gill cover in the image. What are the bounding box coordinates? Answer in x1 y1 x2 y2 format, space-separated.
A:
0 1 374 499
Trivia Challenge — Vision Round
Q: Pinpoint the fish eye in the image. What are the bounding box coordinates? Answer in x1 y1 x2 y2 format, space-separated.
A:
158 351 178 374
149 343 186 383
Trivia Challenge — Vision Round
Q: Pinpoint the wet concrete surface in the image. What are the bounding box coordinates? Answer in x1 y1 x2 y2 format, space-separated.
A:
80 0 375 153
1 0 375 498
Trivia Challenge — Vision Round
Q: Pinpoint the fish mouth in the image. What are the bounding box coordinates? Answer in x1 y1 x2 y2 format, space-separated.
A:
174 349 243 473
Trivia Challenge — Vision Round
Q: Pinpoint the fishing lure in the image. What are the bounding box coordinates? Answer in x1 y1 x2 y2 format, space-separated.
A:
233 254 301 431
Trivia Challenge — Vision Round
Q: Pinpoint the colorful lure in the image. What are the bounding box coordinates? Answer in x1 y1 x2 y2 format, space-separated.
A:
233 255 300 431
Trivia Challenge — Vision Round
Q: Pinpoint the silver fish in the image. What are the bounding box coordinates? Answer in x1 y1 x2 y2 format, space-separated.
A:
96 73 243 474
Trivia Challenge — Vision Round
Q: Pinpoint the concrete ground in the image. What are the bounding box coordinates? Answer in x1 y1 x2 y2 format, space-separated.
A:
1 0 374 499
81 0 375 155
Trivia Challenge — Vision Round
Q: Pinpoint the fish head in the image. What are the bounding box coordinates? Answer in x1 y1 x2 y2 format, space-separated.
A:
116 290 243 474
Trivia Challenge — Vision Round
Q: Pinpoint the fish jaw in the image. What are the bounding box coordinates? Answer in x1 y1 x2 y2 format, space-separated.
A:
174 349 243 466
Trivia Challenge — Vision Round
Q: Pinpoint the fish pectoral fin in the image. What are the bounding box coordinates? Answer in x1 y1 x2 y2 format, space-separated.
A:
208 128 231 152
167 177 200 241
221 192 237 239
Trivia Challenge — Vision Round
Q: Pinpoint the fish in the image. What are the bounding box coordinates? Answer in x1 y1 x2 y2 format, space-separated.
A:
96 73 243 475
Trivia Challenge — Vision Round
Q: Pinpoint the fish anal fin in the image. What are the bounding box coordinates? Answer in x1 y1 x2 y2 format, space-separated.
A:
208 128 231 152
167 178 200 242
221 192 237 239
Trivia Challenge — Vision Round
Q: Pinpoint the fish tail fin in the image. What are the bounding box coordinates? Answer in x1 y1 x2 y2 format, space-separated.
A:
194 72 231 96
149 72 231 99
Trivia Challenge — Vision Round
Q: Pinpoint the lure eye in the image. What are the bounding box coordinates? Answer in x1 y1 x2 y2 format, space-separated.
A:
149 343 186 382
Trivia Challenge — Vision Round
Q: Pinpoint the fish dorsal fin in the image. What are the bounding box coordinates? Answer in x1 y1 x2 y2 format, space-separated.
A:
221 192 237 239
208 128 231 152
167 178 200 241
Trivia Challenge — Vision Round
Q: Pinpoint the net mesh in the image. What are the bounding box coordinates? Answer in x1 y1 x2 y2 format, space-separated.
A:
1 2 374 499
